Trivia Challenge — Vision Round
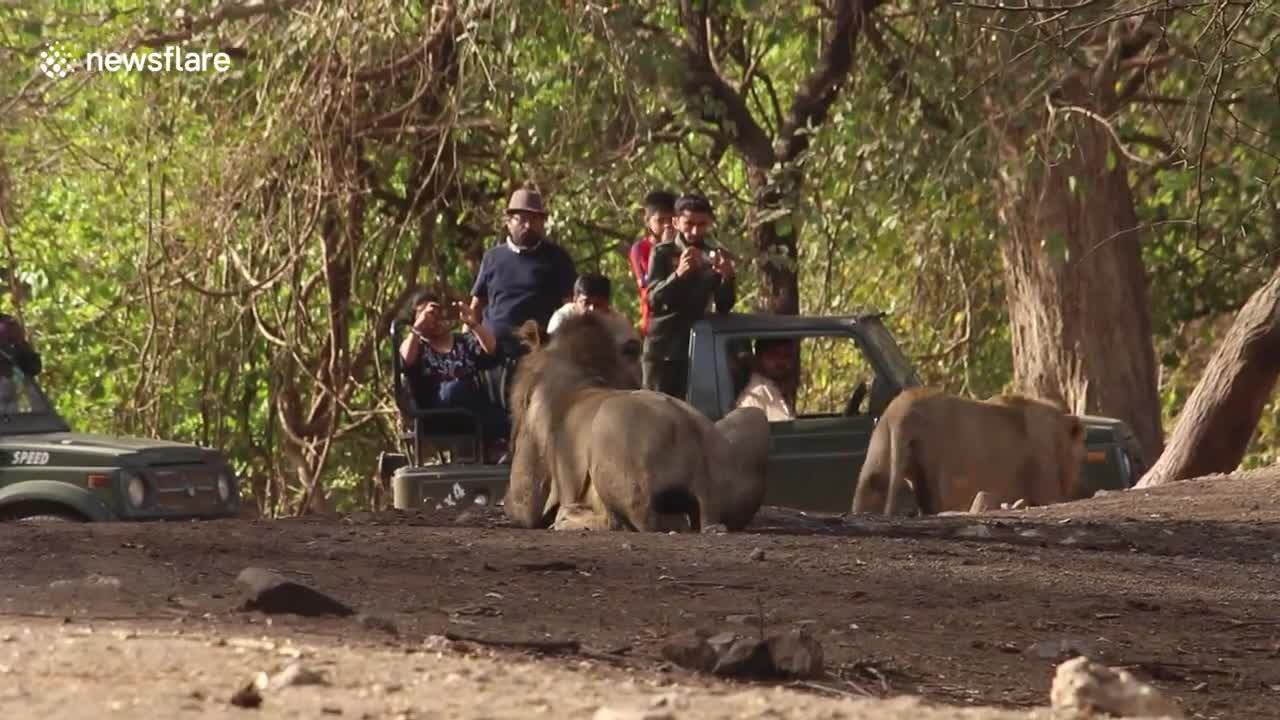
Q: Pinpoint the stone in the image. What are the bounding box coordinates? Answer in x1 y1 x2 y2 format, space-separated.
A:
711 637 774 679
706 632 738 655
747 547 766 561
270 662 329 689
766 628 824 678
1050 656 1185 718
236 567 354 618
228 673 267 708
970 491 998 513
662 627 824 681
955 525 993 539
659 630 716 673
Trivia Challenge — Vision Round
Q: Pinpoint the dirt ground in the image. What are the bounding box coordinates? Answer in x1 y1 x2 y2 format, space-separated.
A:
2 469 1278 719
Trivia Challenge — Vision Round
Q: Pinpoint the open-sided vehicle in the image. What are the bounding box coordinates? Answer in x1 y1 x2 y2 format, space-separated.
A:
0 350 241 522
381 311 1145 513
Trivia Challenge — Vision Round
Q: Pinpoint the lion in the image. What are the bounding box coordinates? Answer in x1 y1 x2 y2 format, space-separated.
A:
850 387 1086 516
503 313 769 532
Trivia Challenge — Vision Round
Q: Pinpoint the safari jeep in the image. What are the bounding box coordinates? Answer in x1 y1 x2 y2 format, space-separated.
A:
0 352 242 522
383 311 1145 513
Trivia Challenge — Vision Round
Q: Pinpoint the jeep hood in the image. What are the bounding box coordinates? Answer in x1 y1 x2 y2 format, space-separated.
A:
0 432 216 465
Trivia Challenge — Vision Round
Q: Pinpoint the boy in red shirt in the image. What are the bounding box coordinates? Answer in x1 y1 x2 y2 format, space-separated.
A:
627 190 676 336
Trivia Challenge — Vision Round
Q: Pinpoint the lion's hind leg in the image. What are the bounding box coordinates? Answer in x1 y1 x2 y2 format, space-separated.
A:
884 430 925 516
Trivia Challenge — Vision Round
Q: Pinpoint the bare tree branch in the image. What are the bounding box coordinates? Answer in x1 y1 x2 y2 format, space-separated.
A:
779 0 886 162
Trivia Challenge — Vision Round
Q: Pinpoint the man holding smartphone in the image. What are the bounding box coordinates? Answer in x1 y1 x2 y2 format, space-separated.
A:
642 193 736 399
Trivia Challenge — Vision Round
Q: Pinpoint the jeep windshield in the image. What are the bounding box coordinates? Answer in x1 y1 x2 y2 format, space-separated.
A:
0 350 70 435
857 317 923 389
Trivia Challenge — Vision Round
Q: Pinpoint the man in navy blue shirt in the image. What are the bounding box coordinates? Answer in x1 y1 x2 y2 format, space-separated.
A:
469 188 577 359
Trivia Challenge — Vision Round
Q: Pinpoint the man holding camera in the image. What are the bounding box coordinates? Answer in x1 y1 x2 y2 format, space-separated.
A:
642 193 736 399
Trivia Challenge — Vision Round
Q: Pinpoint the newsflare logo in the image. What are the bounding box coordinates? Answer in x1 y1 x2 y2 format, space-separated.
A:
39 45 75 80
38 44 232 80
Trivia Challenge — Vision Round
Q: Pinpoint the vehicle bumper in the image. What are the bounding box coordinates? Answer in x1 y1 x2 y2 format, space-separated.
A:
392 465 510 510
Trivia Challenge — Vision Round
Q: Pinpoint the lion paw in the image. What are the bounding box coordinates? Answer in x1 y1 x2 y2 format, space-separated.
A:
551 504 609 531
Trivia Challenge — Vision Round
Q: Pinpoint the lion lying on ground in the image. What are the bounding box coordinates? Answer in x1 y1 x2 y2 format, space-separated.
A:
503 313 770 532
851 387 1086 516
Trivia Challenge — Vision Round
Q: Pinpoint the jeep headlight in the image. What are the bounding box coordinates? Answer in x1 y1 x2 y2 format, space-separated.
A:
122 471 147 507
216 472 233 503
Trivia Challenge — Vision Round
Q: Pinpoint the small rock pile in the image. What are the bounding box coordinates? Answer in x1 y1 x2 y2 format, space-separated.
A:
660 627 823 680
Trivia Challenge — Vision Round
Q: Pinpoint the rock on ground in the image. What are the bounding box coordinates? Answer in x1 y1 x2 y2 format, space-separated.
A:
1051 656 1186 718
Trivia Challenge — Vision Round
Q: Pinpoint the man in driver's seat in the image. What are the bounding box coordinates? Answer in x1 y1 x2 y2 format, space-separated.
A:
735 338 796 422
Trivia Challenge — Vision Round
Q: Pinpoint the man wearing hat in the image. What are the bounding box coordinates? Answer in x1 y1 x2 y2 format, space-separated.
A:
469 188 577 359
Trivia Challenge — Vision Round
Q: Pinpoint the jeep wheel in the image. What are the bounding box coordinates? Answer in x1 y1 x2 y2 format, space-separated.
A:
1119 428 1147 487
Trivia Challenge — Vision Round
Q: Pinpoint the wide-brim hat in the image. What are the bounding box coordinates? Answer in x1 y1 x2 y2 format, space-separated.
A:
506 188 548 216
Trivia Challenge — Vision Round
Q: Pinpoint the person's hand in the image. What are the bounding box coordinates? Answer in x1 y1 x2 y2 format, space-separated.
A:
412 303 434 332
675 246 702 277
456 301 480 327
711 251 735 279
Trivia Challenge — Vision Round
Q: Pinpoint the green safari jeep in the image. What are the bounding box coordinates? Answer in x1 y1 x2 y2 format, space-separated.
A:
384 311 1146 513
0 351 241 522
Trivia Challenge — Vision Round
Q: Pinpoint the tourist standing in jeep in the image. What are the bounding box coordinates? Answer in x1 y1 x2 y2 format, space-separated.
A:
628 189 677 337
469 188 577 362
642 193 736 398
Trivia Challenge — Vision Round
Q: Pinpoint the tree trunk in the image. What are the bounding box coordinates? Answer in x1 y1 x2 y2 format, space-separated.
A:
1136 265 1280 487
747 167 801 315
989 83 1164 463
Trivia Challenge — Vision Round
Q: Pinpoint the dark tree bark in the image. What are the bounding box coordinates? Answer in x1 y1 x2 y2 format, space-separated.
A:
672 0 882 315
1136 264 1280 487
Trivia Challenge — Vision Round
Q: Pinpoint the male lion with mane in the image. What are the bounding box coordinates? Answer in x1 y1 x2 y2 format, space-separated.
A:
851 387 1086 516
503 312 769 532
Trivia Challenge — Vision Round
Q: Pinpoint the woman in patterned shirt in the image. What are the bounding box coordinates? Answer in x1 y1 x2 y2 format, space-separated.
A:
398 290 509 462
